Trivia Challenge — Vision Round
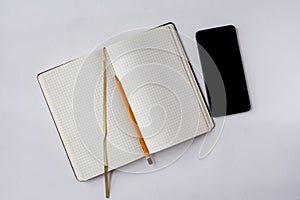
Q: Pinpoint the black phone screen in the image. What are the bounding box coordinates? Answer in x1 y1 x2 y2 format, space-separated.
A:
195 25 251 116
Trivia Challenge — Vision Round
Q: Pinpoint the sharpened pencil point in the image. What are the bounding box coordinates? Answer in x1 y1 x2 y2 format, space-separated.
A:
147 157 153 165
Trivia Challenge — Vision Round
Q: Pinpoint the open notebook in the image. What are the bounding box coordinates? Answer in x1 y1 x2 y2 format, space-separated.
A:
38 23 214 181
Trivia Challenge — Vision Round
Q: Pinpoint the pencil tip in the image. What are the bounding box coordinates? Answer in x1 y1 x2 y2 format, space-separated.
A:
147 157 153 165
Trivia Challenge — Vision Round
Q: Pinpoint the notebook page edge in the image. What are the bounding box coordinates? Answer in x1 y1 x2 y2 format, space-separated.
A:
167 25 215 131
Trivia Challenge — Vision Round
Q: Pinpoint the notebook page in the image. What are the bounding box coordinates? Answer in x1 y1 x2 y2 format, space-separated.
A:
38 49 144 181
106 24 213 153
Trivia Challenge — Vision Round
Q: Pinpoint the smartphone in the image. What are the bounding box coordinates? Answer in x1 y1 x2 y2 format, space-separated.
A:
195 25 251 117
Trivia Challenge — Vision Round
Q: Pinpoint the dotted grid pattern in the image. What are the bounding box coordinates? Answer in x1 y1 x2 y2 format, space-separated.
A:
38 58 90 181
106 24 213 153
38 51 143 181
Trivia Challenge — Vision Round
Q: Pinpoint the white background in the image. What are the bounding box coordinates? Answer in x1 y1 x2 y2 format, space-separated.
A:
1 0 300 199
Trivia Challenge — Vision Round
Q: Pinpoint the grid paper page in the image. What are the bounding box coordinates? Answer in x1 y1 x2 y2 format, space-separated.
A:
38 50 144 181
106 24 214 153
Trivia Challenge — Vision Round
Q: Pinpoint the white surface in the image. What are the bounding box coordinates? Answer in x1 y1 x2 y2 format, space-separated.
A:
1 0 300 199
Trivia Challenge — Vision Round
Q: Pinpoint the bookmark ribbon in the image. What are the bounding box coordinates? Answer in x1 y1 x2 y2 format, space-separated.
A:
102 48 109 198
